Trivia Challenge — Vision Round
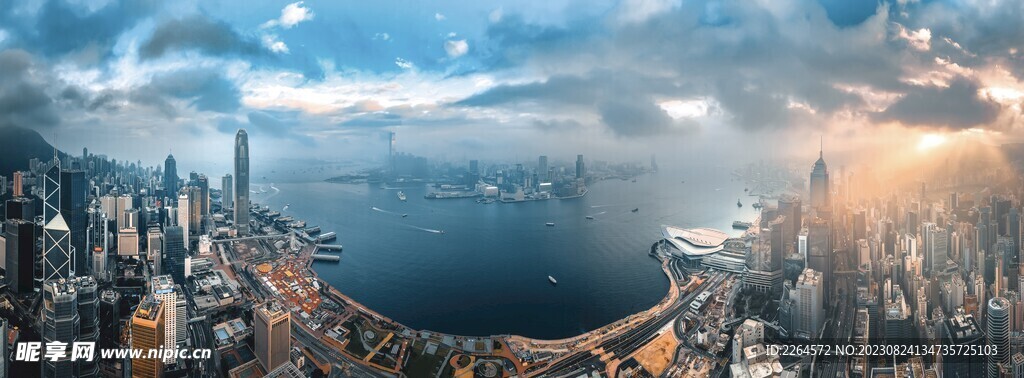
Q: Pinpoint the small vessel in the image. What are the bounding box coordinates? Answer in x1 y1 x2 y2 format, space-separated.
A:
732 221 753 229
631 208 639 213
737 199 743 207
744 188 748 192
548 276 557 285
631 178 636 183
585 216 594 220
439 230 445 234
402 214 408 218
546 222 555 227
397 191 407 201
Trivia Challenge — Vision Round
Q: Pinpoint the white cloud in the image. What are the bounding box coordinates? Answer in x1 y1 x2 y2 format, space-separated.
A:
262 34 289 54
659 99 709 119
262 1 315 29
895 24 931 51
616 0 681 24
374 32 391 41
435 12 446 21
444 39 468 58
395 58 414 69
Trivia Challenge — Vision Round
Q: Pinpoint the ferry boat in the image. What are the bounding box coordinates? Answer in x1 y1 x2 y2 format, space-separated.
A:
402 214 408 218
397 191 407 201
585 216 594 220
546 222 555 227
732 221 753 230
548 276 557 285
631 208 639 213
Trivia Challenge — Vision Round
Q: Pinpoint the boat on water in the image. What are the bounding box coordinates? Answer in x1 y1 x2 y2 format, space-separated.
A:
397 191 407 201
631 208 639 213
585 216 594 220
548 276 557 285
631 178 636 182
402 214 408 218
546 222 555 227
737 199 743 207
732 221 753 229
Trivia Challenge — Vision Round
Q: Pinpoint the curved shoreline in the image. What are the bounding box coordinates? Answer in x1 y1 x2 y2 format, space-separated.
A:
301 240 678 344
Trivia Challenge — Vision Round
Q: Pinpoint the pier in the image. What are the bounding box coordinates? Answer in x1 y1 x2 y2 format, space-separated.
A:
311 254 341 262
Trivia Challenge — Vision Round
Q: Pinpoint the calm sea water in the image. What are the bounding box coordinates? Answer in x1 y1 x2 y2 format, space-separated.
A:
251 165 756 339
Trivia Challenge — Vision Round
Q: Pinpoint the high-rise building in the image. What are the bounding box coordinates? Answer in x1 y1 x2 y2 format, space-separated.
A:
115 195 133 230
41 278 80 378
197 174 210 216
77 276 99 378
234 129 250 235
943 310 984 378
162 226 186 285
0 318 8 378
117 226 139 257
806 218 832 304
99 290 121 349
130 295 165 378
164 154 177 202
254 301 291 371
575 154 585 179
4 219 35 294
43 157 61 224
222 174 233 209
778 194 802 248
12 171 23 197
5 196 35 221
150 276 180 364
177 192 189 241
43 213 73 281
988 297 1011 378
60 170 87 276
793 268 824 339
147 225 163 267
188 186 202 231
538 156 548 181
923 222 949 274
809 145 830 211
266 362 305 378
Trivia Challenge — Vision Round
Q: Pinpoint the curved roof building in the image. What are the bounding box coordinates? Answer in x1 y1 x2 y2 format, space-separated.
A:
661 225 746 273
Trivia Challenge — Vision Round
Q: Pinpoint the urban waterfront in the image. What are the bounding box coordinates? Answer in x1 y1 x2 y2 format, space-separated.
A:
252 166 757 338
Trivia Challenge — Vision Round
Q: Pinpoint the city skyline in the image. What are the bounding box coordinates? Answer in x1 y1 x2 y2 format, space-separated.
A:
0 1 1022 170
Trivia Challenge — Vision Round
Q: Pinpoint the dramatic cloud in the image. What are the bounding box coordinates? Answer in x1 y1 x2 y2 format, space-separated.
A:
0 50 60 128
140 16 265 59
873 79 1001 129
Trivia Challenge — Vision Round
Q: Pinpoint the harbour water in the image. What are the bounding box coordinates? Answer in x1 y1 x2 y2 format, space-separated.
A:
252 165 756 339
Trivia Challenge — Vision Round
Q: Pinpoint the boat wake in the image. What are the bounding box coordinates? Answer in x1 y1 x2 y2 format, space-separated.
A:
408 225 443 234
371 206 402 216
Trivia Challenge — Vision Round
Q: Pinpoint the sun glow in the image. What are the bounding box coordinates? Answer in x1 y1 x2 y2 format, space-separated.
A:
917 133 948 151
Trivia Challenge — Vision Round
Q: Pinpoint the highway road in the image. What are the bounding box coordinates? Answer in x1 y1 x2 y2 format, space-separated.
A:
539 271 729 376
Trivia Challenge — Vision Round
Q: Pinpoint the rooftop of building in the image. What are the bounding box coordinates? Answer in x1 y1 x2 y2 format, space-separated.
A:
134 296 163 321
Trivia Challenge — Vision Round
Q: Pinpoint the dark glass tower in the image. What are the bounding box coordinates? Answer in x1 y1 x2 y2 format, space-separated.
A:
234 129 250 235
164 154 178 201
162 226 187 285
43 157 61 224
4 219 36 294
61 170 87 276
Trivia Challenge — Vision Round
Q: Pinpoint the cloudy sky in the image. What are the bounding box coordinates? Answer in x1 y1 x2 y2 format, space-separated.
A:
1 0 1023 172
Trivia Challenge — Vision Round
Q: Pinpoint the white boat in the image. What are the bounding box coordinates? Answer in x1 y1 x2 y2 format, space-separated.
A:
546 222 555 227
397 191 407 201
548 276 557 284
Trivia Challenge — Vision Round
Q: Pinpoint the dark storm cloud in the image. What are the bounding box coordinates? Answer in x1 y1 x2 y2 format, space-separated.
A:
140 16 265 60
0 0 159 59
597 97 682 137
872 79 1000 129
0 50 60 128
131 69 242 117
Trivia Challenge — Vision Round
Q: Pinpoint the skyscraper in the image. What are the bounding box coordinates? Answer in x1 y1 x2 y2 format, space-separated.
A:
0 318 7 378
43 157 61 224
177 192 189 243
222 174 233 209
12 171 23 197
806 218 832 304
131 295 164 378
234 129 250 235
197 174 209 216
41 279 80 378
5 196 35 221
162 226 187 285
538 155 548 181
189 186 202 231
988 297 1010 378
60 170 87 276
793 268 824 339
254 301 291 371
809 144 830 211
4 219 35 294
43 213 73 282
164 154 177 201
150 276 180 364
77 276 99 378
575 154 585 179
99 289 121 349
